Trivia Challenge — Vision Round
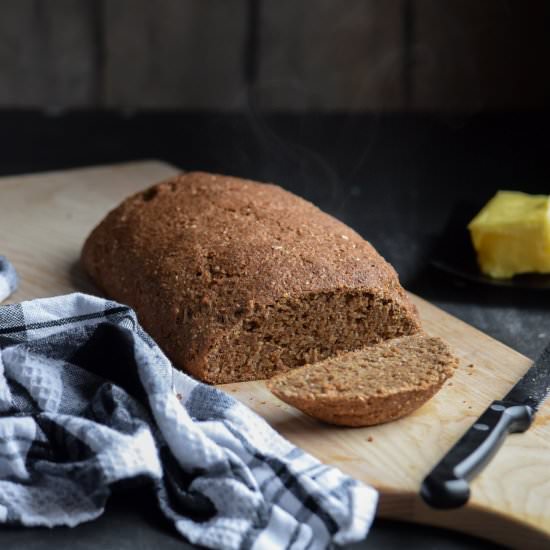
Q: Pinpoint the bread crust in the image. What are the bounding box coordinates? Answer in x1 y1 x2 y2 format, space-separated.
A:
82 172 421 382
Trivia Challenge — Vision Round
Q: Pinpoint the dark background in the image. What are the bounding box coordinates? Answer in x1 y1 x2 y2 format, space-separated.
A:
1 1 550 548
1 0 549 112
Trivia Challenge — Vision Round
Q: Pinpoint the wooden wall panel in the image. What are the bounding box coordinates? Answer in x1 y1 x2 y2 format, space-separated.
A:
0 0 97 108
256 0 404 111
412 0 550 111
0 1 547 111
103 0 248 110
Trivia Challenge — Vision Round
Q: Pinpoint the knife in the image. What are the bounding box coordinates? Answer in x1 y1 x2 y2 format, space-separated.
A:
421 342 550 509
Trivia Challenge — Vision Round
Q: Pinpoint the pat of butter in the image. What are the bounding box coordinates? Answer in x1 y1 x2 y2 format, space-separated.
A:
468 191 550 279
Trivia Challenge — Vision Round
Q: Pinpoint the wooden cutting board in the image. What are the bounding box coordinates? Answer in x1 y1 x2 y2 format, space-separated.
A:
1 160 548 548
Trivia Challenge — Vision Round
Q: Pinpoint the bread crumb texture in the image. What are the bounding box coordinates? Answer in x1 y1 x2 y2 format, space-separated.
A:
82 172 421 383
267 334 458 427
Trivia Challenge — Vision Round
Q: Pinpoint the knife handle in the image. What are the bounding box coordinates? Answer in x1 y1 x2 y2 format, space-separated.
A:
420 400 534 509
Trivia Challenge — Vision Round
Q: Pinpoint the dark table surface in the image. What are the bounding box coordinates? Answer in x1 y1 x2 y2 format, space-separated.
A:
2 109 548 549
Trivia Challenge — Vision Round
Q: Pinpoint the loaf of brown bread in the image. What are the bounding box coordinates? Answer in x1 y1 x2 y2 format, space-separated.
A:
267 334 458 427
82 172 421 383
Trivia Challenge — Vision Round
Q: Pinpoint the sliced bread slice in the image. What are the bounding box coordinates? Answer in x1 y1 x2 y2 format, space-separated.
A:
267 333 458 427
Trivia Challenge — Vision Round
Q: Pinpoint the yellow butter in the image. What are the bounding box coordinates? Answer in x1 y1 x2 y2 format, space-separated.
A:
467 191 550 279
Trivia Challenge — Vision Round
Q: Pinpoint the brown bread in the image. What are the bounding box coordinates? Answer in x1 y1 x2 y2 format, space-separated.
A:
82 172 421 383
267 334 458 427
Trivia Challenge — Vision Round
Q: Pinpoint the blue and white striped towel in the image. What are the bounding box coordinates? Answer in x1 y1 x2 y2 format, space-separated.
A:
0 257 377 549
0 256 17 303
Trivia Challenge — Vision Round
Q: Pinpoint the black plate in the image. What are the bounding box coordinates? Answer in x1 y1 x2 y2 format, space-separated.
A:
430 201 550 290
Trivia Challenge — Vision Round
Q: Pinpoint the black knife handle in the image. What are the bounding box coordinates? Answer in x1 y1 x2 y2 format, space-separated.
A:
420 400 534 509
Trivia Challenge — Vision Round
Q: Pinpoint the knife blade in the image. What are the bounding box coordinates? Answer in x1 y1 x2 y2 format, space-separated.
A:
420 342 550 509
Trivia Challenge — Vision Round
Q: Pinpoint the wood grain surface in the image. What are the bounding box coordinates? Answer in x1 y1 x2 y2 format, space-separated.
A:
0 160 549 548
256 0 403 111
103 0 247 110
1 1 549 111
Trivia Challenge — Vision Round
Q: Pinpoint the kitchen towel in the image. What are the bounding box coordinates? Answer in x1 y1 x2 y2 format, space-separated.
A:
0 257 377 550
0 256 17 303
